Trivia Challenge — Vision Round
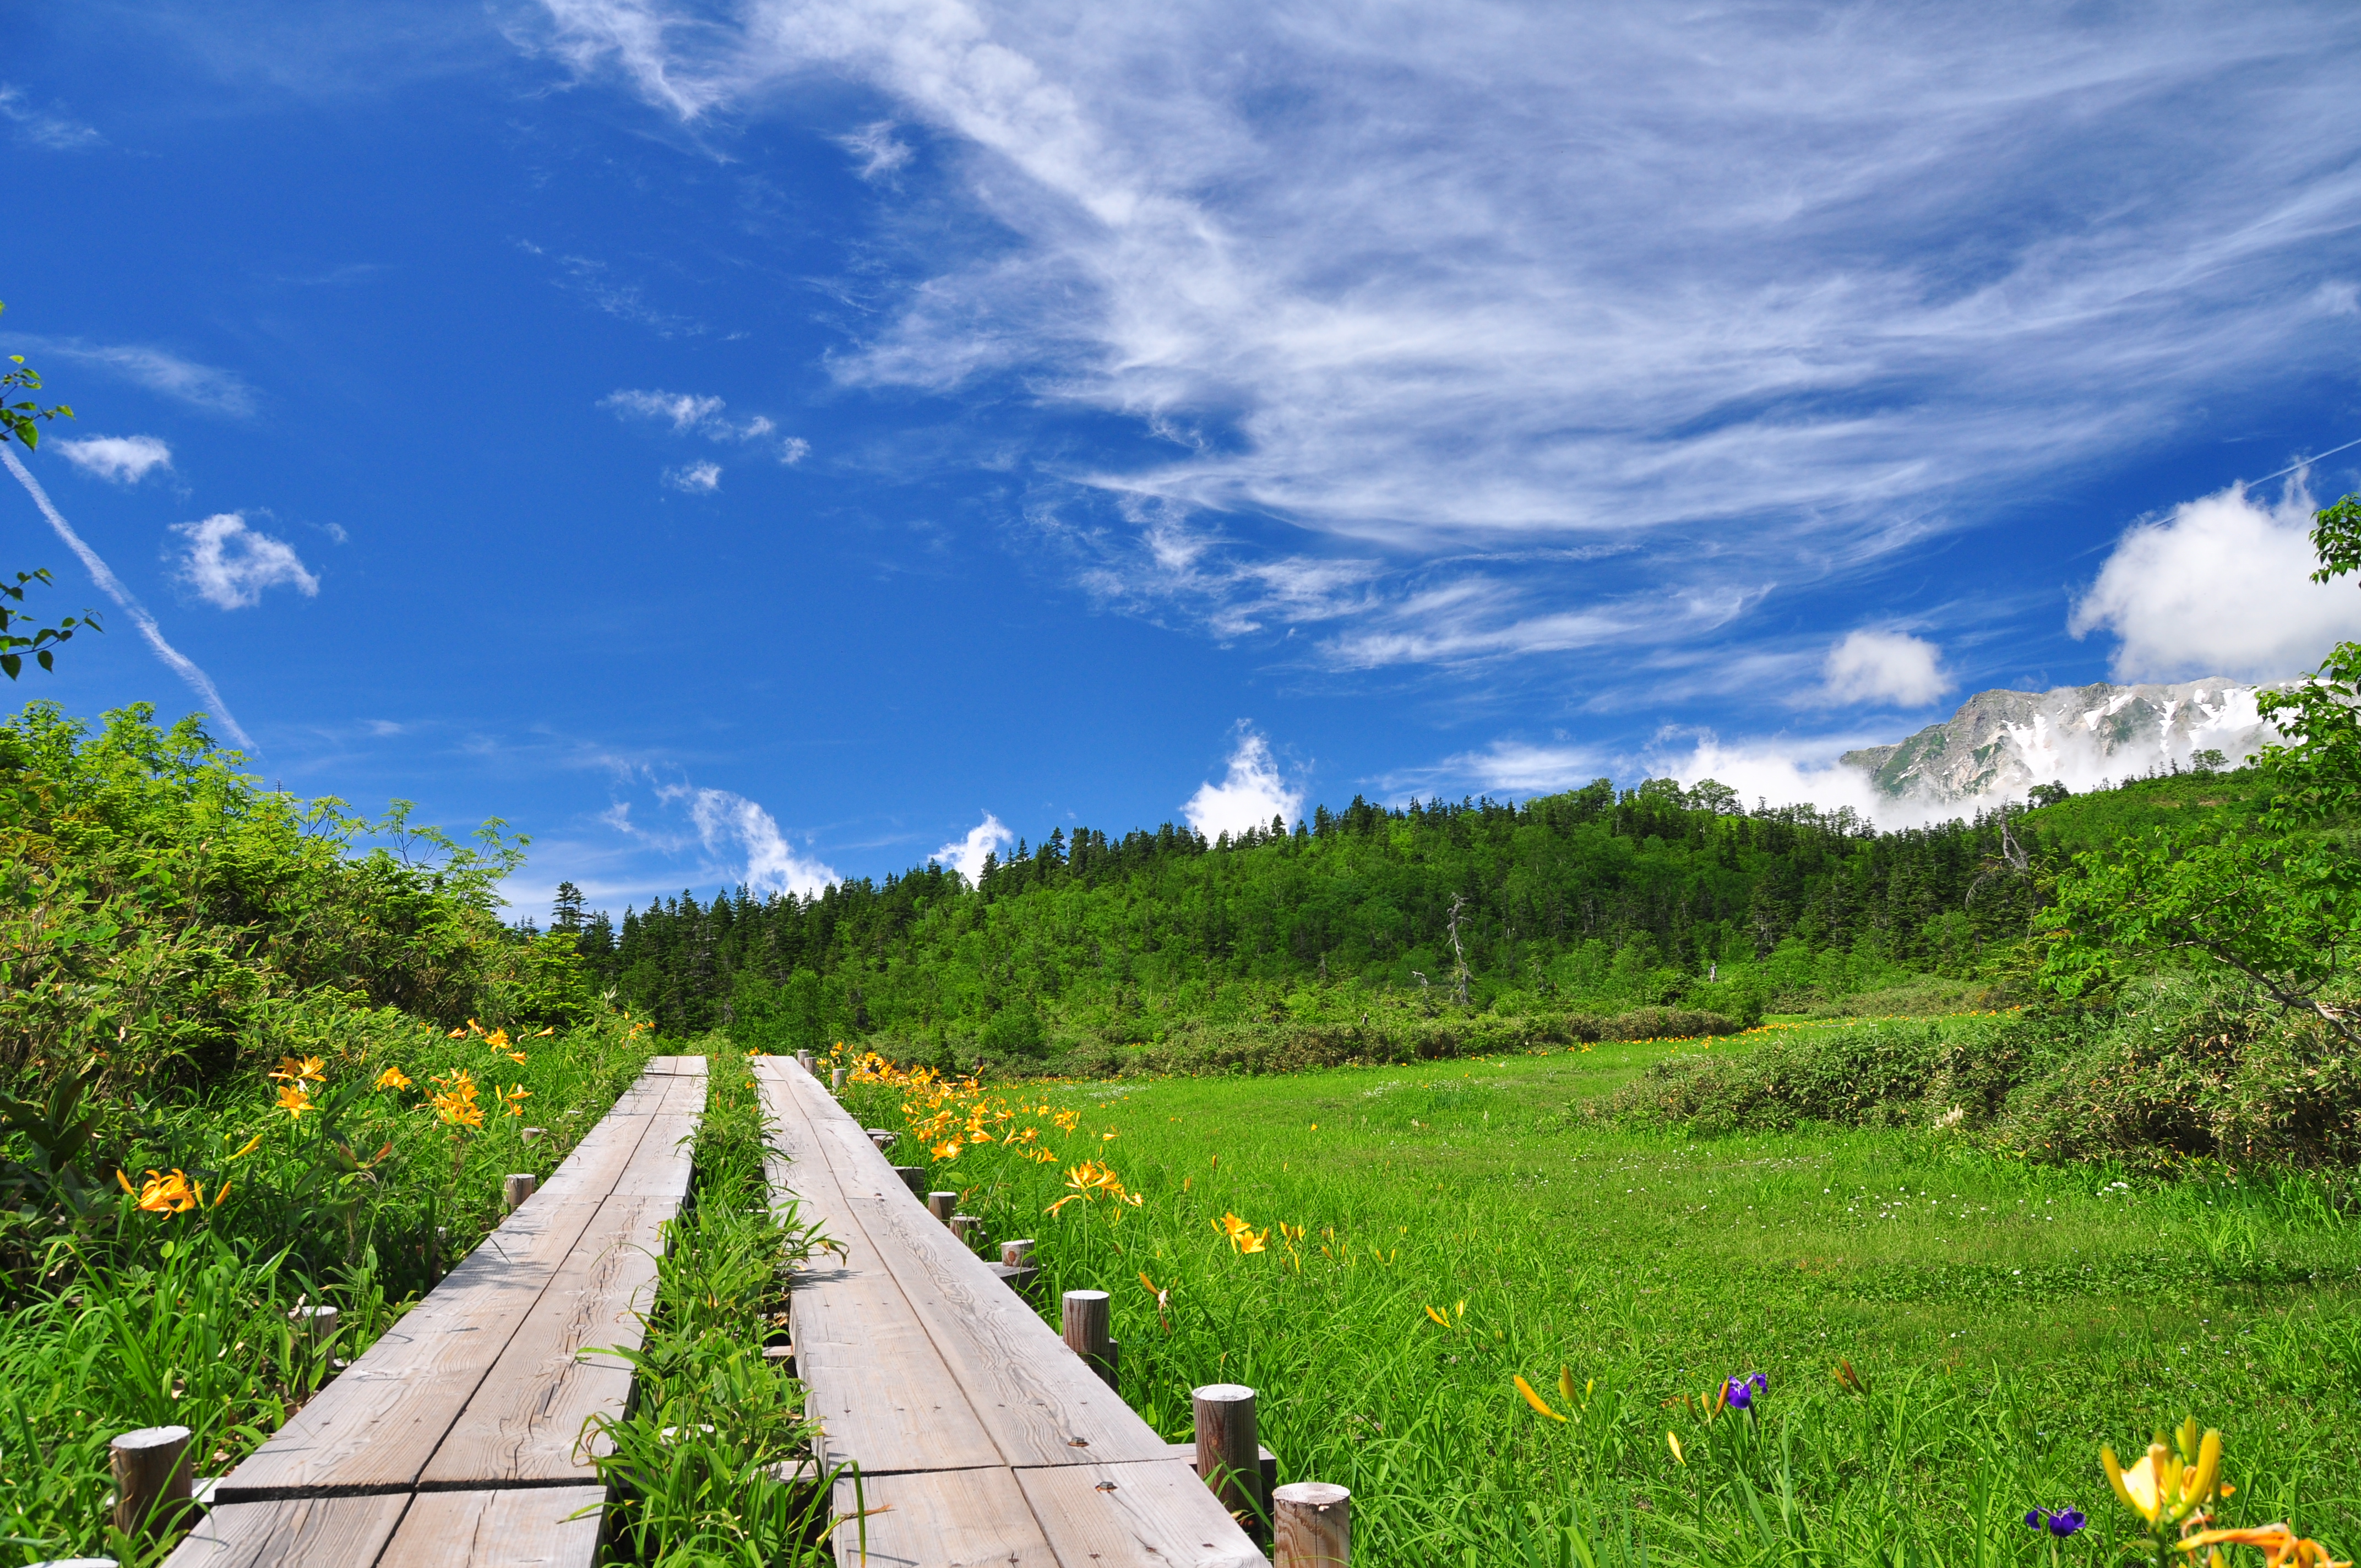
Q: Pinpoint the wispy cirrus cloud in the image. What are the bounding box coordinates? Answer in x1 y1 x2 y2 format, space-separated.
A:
6 336 255 416
0 85 102 150
527 0 2361 687
602 388 810 469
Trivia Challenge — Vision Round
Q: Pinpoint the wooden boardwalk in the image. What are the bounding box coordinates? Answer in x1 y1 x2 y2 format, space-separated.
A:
754 1057 1264 1568
163 1056 707 1568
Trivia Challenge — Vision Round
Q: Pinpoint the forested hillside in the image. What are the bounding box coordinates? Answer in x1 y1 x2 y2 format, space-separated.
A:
567 772 2247 1058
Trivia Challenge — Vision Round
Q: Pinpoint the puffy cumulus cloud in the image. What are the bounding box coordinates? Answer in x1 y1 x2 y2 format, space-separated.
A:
1182 729 1302 841
665 460 722 493
687 787 837 897
932 812 1014 885
53 434 172 484
172 513 319 609
2070 480 2361 681
1821 630 1951 707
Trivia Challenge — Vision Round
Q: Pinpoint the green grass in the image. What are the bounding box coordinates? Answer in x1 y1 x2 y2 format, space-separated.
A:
847 1027 2361 1566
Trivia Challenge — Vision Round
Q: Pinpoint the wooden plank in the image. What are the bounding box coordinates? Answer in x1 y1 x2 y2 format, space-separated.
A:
160 1492 410 1568
377 1485 605 1567
1017 1459 1266 1568
827 1466 1057 1568
219 1061 681 1500
753 1061 1003 1476
777 1064 1169 1468
417 1191 669 1487
214 1196 609 1500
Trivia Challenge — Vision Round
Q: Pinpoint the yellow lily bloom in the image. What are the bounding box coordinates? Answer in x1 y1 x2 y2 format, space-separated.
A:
1514 1376 1569 1423
2180 1526 2350 1568
227 1133 264 1161
276 1082 315 1119
1425 1305 1450 1327
1667 1431 1685 1464
373 1066 412 1091
2106 1425 2224 1531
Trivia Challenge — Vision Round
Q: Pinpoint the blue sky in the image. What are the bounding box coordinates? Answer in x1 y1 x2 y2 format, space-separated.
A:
7 1 2361 919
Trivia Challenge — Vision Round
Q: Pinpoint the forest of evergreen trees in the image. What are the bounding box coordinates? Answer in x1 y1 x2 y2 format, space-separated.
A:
532 775 2098 1055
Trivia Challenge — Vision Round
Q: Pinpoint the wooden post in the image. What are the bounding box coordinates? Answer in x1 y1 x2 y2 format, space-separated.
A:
796 1050 815 1074
111 1424 192 1540
892 1165 926 1194
502 1172 537 1211
950 1214 982 1248
1063 1291 1117 1390
520 1125 545 1142
927 1191 958 1224
291 1303 339 1348
1193 1384 1262 1532
1274 1481 1350 1566
830 1066 846 1090
867 1128 897 1152
1000 1238 1035 1266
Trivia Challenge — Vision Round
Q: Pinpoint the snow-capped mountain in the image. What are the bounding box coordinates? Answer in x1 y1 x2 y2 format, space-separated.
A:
1839 678 2283 804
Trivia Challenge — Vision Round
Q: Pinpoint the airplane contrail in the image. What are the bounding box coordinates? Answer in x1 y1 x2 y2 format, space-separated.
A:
1 442 254 750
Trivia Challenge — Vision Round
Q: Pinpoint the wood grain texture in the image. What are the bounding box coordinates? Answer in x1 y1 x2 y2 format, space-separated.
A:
377 1485 606 1567
214 1195 610 1500
159 1493 411 1568
826 1466 1058 1568
418 1191 668 1486
1017 1460 1266 1568
779 1067 1168 1468
753 1060 1002 1476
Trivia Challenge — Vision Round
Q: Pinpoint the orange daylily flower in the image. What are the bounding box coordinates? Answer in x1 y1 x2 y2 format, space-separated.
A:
276 1081 315 1119
373 1066 413 1091
1515 1375 1569 1423
269 1055 326 1084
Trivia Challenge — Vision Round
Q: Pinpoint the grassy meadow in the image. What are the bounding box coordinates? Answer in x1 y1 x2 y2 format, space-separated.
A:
843 1021 2361 1566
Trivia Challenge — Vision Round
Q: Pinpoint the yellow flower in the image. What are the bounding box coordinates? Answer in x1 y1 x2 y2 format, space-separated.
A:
1425 1305 1451 1327
1667 1431 1685 1465
129 1168 199 1213
226 1132 264 1161
269 1055 326 1084
373 1066 413 1091
1559 1367 1588 1408
428 1069 485 1129
1515 1375 1569 1423
2106 1424 2224 1531
499 1084 531 1118
933 1139 964 1161
276 1081 315 1119
1236 1226 1267 1253
485 1028 510 1050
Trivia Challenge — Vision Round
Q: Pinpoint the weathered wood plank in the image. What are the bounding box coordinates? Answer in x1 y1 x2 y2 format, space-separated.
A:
160 1493 410 1568
377 1485 605 1567
777 1065 1168 1468
826 1466 1058 1568
416 1191 668 1487
1017 1458 1267 1568
753 1060 1003 1476
214 1196 610 1500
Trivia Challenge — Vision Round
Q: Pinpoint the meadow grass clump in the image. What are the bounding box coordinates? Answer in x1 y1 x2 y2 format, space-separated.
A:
845 1035 2361 1566
589 1046 839 1567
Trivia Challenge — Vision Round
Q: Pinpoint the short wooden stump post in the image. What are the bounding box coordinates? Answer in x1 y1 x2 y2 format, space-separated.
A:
1000 1238 1035 1267
892 1164 926 1194
111 1424 192 1542
950 1213 982 1248
866 1128 896 1153
291 1303 339 1348
796 1050 816 1074
502 1172 538 1211
1063 1289 1118 1390
520 1125 545 1143
927 1191 959 1224
830 1066 846 1090
1274 1480 1350 1566
1193 1384 1262 1534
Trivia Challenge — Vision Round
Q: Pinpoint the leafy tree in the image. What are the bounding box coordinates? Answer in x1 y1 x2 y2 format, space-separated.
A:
0 303 100 677
2042 492 2361 1039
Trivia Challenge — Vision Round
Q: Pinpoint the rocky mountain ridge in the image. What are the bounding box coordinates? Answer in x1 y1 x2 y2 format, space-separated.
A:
1840 677 2283 804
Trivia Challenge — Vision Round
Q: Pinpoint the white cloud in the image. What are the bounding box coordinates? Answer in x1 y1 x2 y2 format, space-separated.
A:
2069 479 2361 681
7 339 255 416
172 513 320 609
686 787 837 897
665 460 722 493
932 811 1013 885
0 85 102 150
836 119 913 181
53 434 172 484
1821 630 1952 707
602 388 725 430
528 0 2361 674
778 436 810 465
1182 729 1302 841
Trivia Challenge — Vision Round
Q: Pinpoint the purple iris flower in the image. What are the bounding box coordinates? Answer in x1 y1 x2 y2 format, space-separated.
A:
2025 1507 2087 1537
1722 1373 1766 1410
